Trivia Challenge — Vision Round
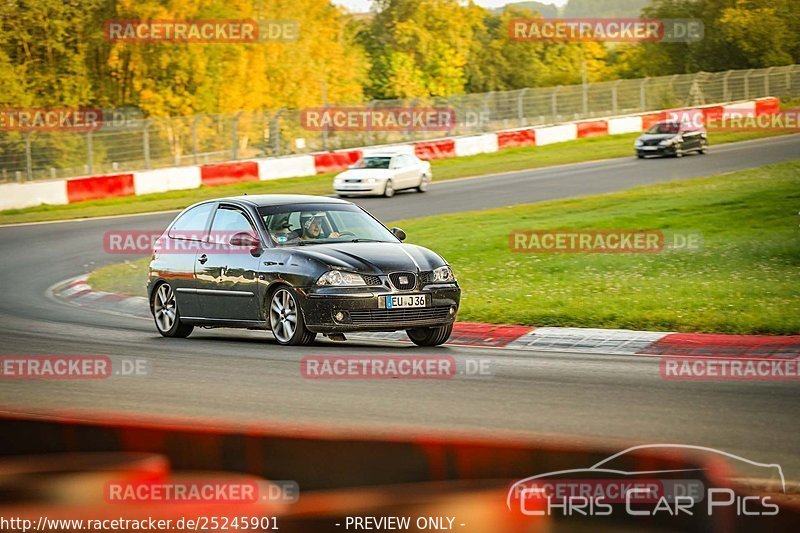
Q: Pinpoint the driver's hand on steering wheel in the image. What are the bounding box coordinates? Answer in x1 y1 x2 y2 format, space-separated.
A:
328 232 341 238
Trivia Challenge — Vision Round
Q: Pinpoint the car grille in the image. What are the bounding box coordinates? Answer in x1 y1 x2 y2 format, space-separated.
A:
363 275 382 286
642 138 663 146
349 307 451 325
389 272 417 290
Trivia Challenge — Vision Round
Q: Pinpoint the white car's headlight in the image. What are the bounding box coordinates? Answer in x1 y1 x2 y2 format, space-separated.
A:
432 265 456 283
366 178 377 184
316 270 367 286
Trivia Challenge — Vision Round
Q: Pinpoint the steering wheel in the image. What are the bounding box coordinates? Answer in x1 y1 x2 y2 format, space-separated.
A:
335 231 356 237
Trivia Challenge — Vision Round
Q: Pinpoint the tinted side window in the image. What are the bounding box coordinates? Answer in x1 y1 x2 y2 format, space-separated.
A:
210 207 255 235
169 203 214 241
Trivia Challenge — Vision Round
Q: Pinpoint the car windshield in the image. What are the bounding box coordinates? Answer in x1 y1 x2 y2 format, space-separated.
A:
647 122 681 134
353 156 391 169
259 203 398 246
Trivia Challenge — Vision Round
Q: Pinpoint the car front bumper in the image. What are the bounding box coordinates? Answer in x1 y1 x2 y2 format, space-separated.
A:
333 181 386 196
297 283 461 333
637 145 677 156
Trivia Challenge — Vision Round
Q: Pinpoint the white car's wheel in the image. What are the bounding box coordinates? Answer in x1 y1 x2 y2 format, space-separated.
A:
417 173 430 192
383 179 395 198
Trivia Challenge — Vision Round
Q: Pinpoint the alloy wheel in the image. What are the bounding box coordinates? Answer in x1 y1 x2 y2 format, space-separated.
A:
270 288 298 343
153 283 177 333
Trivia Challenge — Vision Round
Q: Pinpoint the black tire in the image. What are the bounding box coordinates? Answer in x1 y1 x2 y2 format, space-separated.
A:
268 286 316 346
699 143 708 154
152 282 193 338
383 179 395 198
407 324 453 347
416 173 430 192
636 154 644 159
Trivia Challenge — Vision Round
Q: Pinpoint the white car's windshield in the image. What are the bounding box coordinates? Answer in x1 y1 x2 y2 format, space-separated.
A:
354 157 391 169
259 203 398 246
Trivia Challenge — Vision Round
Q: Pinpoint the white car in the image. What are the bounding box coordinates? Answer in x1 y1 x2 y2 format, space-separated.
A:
333 151 431 198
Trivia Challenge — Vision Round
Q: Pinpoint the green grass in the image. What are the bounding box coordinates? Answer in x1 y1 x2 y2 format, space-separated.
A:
1 129 793 225
90 161 800 334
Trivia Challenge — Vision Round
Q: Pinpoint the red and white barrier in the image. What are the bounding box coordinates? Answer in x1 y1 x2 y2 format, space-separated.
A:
533 123 577 145
497 129 536 149
454 134 499 157
607 116 643 135
134 166 202 195
413 139 456 160
313 150 362 174
0 181 68 211
66 173 135 203
0 98 779 212
256 155 316 181
200 161 259 186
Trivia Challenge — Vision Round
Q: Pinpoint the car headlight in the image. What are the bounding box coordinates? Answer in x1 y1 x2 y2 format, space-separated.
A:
635 139 643 147
366 178 377 184
659 136 678 146
316 270 367 286
432 265 456 283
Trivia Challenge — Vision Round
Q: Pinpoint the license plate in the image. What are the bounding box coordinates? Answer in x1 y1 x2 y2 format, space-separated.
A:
385 294 427 309
641 146 658 151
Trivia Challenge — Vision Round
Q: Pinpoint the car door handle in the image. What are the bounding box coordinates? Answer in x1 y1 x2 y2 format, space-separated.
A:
198 254 208 264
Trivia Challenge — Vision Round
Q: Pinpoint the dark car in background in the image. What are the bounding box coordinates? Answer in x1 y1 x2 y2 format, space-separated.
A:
635 121 708 158
147 195 460 346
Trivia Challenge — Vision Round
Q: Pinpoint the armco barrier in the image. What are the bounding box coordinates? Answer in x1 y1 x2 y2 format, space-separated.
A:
66 173 135 203
576 120 608 138
313 150 362 174
200 161 259 186
607 116 643 135
756 97 780 116
454 134 499 157
497 129 536 149
533 123 577 145
0 180 68 211
257 155 316 181
133 166 202 195
413 139 456 160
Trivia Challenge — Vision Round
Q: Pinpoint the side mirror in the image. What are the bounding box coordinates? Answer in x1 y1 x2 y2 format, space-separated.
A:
391 227 406 241
229 232 260 248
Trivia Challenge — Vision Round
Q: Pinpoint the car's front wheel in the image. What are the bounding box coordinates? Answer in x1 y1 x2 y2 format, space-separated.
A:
383 179 395 198
152 282 193 338
407 324 453 346
268 287 316 346
417 173 430 192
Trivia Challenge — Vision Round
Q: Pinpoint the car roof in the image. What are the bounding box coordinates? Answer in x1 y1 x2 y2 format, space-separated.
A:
207 194 351 208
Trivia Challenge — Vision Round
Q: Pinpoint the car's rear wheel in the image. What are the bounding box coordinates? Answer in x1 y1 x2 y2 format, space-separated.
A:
383 179 395 198
269 287 316 346
152 282 193 338
407 324 453 347
417 173 430 192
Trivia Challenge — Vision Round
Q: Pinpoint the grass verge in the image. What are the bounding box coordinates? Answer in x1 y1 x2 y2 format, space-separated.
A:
1 128 794 225
90 160 800 334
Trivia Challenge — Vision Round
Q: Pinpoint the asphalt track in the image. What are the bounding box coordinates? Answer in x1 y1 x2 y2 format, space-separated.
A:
0 135 798 482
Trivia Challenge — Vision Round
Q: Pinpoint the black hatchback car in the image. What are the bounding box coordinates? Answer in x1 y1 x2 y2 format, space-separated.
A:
147 195 460 346
635 121 708 158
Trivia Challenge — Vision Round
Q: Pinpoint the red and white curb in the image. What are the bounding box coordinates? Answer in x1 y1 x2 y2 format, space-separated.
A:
49 275 800 357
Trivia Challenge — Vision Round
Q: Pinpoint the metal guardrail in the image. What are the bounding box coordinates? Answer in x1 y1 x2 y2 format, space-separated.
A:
1 65 797 182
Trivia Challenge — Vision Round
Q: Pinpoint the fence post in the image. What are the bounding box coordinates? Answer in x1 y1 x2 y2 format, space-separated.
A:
271 108 285 156
365 100 376 146
87 130 93 175
612 80 621 114
517 88 528 127
143 120 152 170
722 70 732 101
192 115 205 165
321 104 330 151
232 111 243 160
744 69 754 99
640 78 647 111
764 66 775 97
551 86 561 119
25 132 33 181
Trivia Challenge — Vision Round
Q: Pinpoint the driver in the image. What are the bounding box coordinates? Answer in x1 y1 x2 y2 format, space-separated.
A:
300 214 341 241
